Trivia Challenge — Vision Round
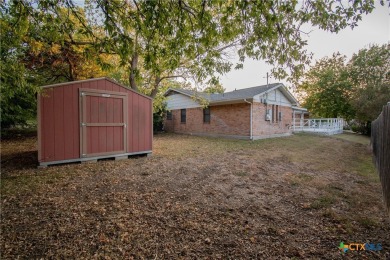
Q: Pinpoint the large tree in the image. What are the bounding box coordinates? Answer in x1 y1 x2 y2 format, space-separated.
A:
348 44 390 123
6 0 378 96
1 3 37 128
0 2 114 128
296 53 355 120
88 0 378 96
296 44 389 134
17 4 112 82
204 82 225 94
1 0 382 128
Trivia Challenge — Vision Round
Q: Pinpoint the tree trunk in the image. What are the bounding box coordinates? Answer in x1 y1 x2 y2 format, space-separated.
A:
68 58 75 81
129 51 139 91
150 76 160 98
129 33 139 91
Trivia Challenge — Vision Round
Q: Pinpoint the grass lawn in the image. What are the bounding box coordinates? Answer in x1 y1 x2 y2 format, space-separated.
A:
1 132 389 259
331 132 371 146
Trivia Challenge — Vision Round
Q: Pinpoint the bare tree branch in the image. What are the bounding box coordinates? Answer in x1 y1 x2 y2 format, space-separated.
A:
158 74 187 83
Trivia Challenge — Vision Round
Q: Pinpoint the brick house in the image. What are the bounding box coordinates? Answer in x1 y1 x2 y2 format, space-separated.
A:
163 83 308 140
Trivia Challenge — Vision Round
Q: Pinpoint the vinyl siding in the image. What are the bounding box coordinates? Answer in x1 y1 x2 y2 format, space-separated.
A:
166 93 202 110
254 89 292 106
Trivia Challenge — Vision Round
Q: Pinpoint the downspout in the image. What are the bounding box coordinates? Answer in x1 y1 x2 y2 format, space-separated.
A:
244 99 253 140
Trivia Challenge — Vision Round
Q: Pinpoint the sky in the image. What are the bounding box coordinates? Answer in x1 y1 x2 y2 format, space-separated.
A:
220 2 390 92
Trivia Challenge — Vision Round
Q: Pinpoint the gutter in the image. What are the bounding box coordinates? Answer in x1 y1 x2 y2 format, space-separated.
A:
244 99 253 140
292 106 308 112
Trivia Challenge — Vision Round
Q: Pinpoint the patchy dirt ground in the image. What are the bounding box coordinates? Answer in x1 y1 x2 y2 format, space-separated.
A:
1 132 389 259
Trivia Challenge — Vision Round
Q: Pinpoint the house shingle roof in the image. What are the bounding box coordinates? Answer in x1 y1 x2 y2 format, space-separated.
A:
210 83 281 101
169 83 282 102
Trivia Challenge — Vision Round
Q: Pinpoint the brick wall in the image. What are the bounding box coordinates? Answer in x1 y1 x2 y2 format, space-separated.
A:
164 102 293 139
164 103 251 137
252 103 293 137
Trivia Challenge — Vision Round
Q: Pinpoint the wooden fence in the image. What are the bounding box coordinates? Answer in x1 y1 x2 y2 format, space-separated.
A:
371 102 390 214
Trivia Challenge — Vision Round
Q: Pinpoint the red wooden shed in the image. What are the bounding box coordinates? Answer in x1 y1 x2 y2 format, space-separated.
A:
37 77 153 167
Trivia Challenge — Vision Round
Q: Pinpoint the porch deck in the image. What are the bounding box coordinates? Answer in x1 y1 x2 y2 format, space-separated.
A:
292 118 344 135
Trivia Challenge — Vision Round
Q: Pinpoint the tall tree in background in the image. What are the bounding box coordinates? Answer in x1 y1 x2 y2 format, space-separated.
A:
296 44 389 135
86 0 375 96
1 0 380 128
348 44 390 124
204 83 225 94
0 2 114 128
1 3 37 128
296 53 355 120
8 0 376 93
19 5 112 82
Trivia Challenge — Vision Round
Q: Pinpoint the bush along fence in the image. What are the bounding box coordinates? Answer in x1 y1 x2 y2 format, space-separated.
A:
371 102 390 215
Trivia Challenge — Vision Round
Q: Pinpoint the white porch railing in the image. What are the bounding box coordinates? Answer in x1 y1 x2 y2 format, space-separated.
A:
292 118 344 135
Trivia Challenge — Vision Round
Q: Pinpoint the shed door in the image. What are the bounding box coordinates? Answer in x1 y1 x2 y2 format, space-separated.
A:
80 89 128 158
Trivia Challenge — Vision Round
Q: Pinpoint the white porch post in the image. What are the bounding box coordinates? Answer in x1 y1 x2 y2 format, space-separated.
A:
293 111 296 130
300 113 304 128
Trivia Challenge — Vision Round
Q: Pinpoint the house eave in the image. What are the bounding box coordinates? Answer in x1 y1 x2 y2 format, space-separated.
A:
209 98 254 106
164 88 197 98
263 83 299 106
292 106 308 113
165 83 300 107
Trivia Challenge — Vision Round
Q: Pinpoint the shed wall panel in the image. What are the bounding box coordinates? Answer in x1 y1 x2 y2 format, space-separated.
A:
42 89 55 161
63 85 74 159
145 100 151 150
53 87 65 161
90 80 98 90
139 97 146 151
144 97 149 150
39 78 152 164
132 94 140 152
72 84 80 158
127 93 133 152
146 97 152 150
106 97 114 152
100 96 107 152
97 79 105 90
149 101 153 150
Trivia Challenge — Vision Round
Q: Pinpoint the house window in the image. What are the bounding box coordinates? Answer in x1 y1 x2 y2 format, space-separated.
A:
272 105 279 122
266 109 272 121
272 105 275 122
203 107 210 123
181 109 186 123
166 111 172 120
276 105 279 122
279 111 282 122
